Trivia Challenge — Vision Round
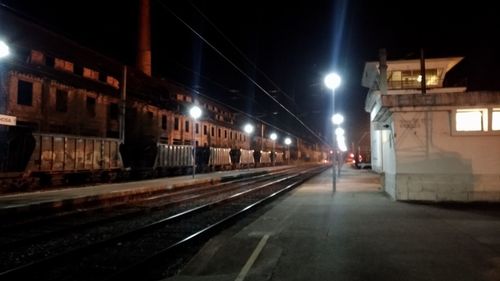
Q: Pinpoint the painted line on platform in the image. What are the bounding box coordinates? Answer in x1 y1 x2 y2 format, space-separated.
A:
234 234 270 281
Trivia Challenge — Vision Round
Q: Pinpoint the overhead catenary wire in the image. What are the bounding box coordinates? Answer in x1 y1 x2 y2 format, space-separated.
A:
187 0 298 107
155 0 330 148
167 78 301 142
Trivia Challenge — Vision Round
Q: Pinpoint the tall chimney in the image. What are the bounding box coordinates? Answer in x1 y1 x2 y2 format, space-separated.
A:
137 0 152 76
378 48 388 95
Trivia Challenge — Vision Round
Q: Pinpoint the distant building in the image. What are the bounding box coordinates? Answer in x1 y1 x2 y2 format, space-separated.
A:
363 52 500 202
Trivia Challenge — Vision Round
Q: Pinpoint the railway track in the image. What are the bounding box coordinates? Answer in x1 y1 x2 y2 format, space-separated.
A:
0 165 327 281
0 167 290 248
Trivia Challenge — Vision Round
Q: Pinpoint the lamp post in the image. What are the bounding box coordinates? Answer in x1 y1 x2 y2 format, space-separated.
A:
189 105 202 178
335 126 345 177
284 137 291 165
270 132 277 166
324 72 341 193
244 123 254 169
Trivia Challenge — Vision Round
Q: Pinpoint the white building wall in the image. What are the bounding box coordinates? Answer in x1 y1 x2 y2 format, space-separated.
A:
381 122 397 199
369 103 384 173
370 124 383 173
392 110 500 201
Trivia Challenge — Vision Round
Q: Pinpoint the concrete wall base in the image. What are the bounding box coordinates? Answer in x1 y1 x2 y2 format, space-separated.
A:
390 173 500 202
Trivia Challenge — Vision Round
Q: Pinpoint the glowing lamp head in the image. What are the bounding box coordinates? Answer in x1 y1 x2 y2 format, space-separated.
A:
284 137 292 145
270 133 277 141
324 73 341 90
335 127 345 136
0 40 9 59
331 113 344 125
244 123 254 134
189 106 202 119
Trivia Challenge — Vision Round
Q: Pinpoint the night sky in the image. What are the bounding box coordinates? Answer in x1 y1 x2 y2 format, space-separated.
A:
2 0 499 148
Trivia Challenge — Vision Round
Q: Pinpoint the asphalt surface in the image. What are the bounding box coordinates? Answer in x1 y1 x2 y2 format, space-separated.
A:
164 166 500 281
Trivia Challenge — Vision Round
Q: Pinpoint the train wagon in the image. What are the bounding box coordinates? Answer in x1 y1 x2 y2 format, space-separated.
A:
259 151 272 166
239 149 255 167
209 147 232 170
154 144 193 175
27 133 122 184
275 151 284 164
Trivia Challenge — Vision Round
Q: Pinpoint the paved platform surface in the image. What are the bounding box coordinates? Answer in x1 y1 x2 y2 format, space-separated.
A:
165 166 500 281
0 165 290 216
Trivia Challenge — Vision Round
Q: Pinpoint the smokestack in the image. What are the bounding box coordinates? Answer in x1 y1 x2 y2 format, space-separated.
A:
137 0 152 76
378 48 388 95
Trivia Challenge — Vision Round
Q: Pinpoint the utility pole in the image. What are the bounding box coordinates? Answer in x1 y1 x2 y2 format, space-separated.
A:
120 66 127 143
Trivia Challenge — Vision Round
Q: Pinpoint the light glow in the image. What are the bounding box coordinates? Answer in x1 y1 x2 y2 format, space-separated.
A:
335 127 345 136
0 40 9 58
324 73 341 90
331 113 344 125
189 106 202 119
270 132 277 141
244 123 254 134
493 109 500 131
456 109 487 132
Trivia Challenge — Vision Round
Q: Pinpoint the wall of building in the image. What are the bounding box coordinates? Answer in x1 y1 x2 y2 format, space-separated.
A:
370 124 383 173
392 110 500 201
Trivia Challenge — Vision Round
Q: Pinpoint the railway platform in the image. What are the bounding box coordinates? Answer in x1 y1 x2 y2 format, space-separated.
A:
0 165 291 217
165 166 500 281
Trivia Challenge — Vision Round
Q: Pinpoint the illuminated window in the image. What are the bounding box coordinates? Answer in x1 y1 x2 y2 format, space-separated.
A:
455 109 488 132
388 69 439 89
83 67 99 80
493 108 500 131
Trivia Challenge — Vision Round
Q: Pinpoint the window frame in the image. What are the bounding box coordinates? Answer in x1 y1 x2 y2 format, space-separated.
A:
17 80 33 106
55 89 68 113
452 107 500 136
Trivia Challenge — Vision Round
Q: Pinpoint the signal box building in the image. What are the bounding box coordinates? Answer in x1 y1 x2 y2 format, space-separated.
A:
363 54 500 202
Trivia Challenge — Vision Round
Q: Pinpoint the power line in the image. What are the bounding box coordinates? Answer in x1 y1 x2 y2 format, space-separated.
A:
155 0 330 148
165 59 260 106
187 0 298 107
168 79 299 140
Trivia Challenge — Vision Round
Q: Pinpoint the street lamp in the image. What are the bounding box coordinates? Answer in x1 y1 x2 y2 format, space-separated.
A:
332 113 344 126
335 127 345 137
0 40 9 59
270 132 277 166
284 137 291 165
335 126 346 177
324 72 341 193
243 123 254 169
244 123 254 135
189 105 202 178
